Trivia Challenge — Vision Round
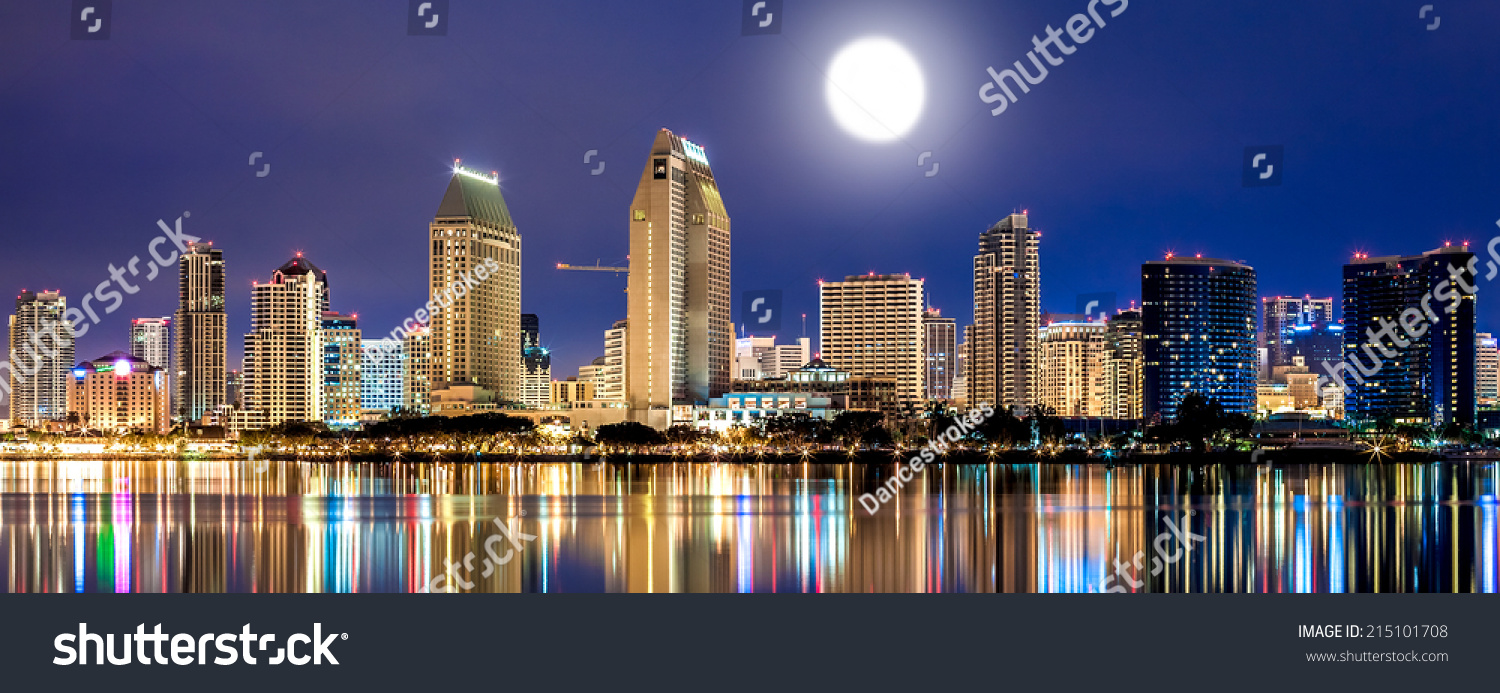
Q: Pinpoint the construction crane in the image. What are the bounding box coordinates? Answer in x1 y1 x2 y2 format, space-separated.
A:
556 260 627 274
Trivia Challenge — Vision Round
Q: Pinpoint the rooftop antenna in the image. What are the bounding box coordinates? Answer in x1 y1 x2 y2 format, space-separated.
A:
801 313 807 339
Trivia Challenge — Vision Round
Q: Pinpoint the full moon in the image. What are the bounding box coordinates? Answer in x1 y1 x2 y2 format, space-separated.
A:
825 37 925 142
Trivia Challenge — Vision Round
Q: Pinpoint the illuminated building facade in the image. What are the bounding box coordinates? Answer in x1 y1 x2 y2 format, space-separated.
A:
430 161 523 400
7 290 75 427
67 351 168 433
361 339 404 414
321 311 362 429
626 129 731 426
240 255 328 429
972 213 1040 410
1341 246 1476 426
922 308 957 401
1478 332 1498 408
819 273 925 405
175 242 226 423
1142 256 1258 421
1037 321 1107 417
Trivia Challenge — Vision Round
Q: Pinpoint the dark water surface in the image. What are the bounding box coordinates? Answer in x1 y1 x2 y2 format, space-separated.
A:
1 459 1495 593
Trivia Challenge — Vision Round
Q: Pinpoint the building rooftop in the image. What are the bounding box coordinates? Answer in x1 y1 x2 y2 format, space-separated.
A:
436 163 516 228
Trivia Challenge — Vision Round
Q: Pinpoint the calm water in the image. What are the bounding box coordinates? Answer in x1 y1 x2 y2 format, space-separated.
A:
1 459 1496 593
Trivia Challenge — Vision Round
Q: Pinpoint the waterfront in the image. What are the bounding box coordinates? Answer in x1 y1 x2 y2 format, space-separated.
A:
1 459 1495 593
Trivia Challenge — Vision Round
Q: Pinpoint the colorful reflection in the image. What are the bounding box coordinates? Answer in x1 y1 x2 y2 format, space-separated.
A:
0 460 1496 593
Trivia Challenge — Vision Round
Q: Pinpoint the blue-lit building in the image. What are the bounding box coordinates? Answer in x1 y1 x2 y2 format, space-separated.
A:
361 338 403 415
1339 245 1476 426
1286 322 1344 376
321 311 362 429
1141 255 1258 422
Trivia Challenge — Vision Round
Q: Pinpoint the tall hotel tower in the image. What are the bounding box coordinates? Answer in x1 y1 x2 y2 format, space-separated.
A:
820 274 925 404
242 255 328 428
1142 255 1258 421
174 242 226 422
1340 245 1476 427
429 161 522 400
7 290 75 426
626 129 731 425
971 213 1040 410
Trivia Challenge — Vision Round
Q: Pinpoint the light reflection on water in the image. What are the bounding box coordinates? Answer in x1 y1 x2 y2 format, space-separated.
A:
1 459 1496 593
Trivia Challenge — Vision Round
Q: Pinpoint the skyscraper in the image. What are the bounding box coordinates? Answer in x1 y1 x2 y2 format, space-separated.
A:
972 213 1040 410
922 308 956 401
7 290 75 426
130 317 173 370
430 161 522 400
361 339 404 414
131 316 173 415
1478 332 1499 408
1037 321 1107 417
626 129 731 426
1339 246 1476 426
1142 255 1258 421
1103 309 1144 420
520 313 551 409
819 273 925 404
1262 295 1334 374
175 242 226 422
321 311 362 429
403 323 432 415
240 255 328 429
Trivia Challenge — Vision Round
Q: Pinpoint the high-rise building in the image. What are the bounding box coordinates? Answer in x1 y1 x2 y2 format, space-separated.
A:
7 290 75 426
321 311 362 429
520 313 551 409
972 213 1040 410
1262 296 1334 374
67 351 168 433
922 308 957 401
429 161 522 399
226 369 242 408
952 325 971 407
403 323 432 415
1478 332 1498 408
1142 255 1258 421
130 317 173 371
578 356 608 389
1103 309 1144 420
240 255 328 429
600 320 627 401
1286 322 1344 378
361 339 404 414
626 129 731 424
819 273 925 404
1038 321 1107 417
175 242 226 422
1339 246 1476 426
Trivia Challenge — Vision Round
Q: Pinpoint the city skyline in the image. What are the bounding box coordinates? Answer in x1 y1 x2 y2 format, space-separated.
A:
5 1 1498 398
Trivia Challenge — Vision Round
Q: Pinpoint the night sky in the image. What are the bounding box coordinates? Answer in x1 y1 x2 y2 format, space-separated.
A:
3 0 1499 413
